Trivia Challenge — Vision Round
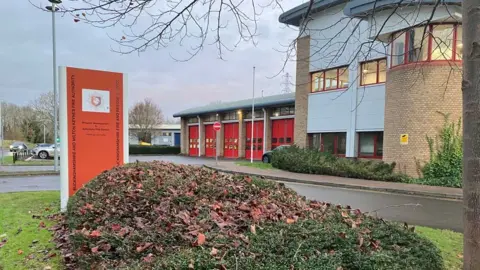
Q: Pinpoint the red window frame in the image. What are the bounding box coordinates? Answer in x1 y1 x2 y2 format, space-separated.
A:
360 58 387 86
320 133 346 157
390 23 462 68
311 66 349 93
358 132 383 159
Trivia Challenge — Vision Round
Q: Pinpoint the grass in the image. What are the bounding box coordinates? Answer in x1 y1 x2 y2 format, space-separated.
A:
0 191 61 270
0 171 59 177
416 226 463 269
1 156 54 166
235 161 273 169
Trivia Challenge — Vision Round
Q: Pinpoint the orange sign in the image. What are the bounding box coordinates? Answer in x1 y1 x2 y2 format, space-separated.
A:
59 66 128 209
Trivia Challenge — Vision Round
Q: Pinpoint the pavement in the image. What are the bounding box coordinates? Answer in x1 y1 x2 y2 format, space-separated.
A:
205 162 463 200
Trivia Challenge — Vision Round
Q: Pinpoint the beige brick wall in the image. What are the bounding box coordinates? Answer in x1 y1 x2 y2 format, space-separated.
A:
180 118 189 154
384 63 462 177
294 36 310 148
199 117 205 156
238 111 245 158
264 108 272 151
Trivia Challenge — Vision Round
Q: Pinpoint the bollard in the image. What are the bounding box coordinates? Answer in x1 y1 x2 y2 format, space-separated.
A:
13 152 17 164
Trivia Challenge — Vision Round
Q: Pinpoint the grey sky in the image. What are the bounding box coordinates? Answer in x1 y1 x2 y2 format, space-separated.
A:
0 1 298 119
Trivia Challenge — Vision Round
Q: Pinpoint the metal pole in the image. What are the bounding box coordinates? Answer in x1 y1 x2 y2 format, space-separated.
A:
44 124 46 143
251 66 255 163
51 3 59 171
0 102 3 166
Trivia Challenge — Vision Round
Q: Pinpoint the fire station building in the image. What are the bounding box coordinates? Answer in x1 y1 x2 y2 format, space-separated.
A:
174 0 463 177
173 93 295 160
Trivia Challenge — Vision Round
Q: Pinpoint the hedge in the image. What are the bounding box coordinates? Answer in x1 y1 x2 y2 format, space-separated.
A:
129 145 180 155
272 146 410 182
56 162 444 269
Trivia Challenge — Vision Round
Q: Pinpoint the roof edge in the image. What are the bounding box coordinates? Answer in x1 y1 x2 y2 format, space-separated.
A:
278 0 348 26
344 0 462 17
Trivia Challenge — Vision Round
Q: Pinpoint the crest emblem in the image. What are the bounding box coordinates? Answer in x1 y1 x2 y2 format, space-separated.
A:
90 96 102 107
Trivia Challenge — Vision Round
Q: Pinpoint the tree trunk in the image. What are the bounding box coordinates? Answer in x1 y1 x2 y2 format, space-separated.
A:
463 1 480 269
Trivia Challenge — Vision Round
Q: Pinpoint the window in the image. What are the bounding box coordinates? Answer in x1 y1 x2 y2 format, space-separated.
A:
223 111 238 120
391 24 462 67
271 106 295 117
245 110 263 119
187 117 198 124
311 66 349 92
358 132 383 158
319 133 346 156
203 114 217 122
360 58 387 86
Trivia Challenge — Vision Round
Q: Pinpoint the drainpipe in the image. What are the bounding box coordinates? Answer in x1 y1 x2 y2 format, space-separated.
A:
197 115 201 157
262 108 267 154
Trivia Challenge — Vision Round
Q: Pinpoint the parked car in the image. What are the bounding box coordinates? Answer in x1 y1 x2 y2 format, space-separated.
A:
32 143 60 159
261 145 291 163
9 141 28 152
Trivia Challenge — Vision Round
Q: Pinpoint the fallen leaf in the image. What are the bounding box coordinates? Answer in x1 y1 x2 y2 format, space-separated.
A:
18 249 24 255
219 265 227 270
338 232 346 239
137 183 143 189
188 262 194 269
90 230 101 238
210 247 218 256
44 267 52 270
85 203 94 210
336 267 344 270
286 218 295 224
358 236 364 248
47 253 57 258
136 243 153 253
341 211 349 218
143 253 154 263
197 233 206 246
26 253 35 260
39 222 46 228
245 176 252 183
250 224 256 234
457 254 464 259
91 246 99 253
111 224 121 231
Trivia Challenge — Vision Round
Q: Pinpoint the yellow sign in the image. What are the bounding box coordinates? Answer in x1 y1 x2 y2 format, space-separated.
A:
400 134 408 145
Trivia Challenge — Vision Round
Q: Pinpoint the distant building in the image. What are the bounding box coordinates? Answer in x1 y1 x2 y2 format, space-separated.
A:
129 124 181 146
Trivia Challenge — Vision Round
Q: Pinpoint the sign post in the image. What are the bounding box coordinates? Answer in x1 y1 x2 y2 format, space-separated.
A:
213 121 221 165
59 66 129 210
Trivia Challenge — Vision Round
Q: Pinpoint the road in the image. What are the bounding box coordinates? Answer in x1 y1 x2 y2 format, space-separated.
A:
0 155 463 232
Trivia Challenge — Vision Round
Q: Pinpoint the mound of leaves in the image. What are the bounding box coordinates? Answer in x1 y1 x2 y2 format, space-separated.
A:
59 162 443 269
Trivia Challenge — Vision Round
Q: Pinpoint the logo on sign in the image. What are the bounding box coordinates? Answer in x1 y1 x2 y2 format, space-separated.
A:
90 96 102 107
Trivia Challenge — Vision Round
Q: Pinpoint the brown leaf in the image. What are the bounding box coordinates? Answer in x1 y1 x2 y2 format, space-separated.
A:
18 249 24 255
111 224 121 231
85 203 94 210
136 242 153 253
100 243 111 252
238 204 250 212
210 247 218 256
136 183 143 189
341 211 348 218
47 253 57 258
39 221 46 228
358 236 364 248
250 224 256 234
143 253 154 263
197 233 206 246
286 218 295 224
245 176 252 183
188 262 194 269
219 265 227 270
91 246 99 254
90 230 101 238
338 232 346 239
457 253 464 259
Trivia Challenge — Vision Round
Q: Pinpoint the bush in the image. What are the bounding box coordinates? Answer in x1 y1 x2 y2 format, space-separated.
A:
60 162 443 269
415 114 462 188
272 146 409 182
129 145 180 155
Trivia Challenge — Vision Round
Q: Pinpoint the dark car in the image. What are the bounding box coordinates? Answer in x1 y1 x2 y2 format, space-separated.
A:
9 141 28 152
261 145 291 163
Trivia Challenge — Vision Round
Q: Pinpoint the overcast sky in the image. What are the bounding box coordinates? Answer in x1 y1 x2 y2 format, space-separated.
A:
0 1 298 119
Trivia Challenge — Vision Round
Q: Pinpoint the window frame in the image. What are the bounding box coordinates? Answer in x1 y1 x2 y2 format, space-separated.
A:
357 132 383 159
390 23 462 68
319 132 347 157
360 58 387 86
311 66 350 93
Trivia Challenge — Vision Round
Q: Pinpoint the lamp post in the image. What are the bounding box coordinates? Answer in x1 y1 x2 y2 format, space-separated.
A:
251 66 255 163
46 0 61 171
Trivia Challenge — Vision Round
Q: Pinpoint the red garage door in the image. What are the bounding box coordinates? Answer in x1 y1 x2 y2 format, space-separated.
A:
223 123 239 158
271 119 294 149
245 121 264 160
204 124 216 157
189 125 199 156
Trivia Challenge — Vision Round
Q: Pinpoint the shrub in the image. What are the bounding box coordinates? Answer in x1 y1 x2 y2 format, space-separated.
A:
272 146 409 182
416 114 462 188
129 145 180 155
60 162 443 269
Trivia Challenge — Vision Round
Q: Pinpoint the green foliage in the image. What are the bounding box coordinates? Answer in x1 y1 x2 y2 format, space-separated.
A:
271 146 409 182
417 114 462 188
61 162 443 269
129 145 180 155
20 117 43 143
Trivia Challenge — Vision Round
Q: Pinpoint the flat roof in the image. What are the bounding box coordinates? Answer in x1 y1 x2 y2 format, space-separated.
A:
279 0 347 26
173 93 295 118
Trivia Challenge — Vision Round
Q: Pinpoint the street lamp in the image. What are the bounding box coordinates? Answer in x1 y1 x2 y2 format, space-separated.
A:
46 0 61 171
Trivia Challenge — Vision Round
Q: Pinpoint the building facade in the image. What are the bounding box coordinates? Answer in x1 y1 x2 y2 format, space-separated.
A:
280 0 462 176
173 93 295 160
129 124 181 146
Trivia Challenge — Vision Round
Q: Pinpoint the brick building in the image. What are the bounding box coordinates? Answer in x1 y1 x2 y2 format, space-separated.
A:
174 0 463 177
173 93 295 161
279 0 462 176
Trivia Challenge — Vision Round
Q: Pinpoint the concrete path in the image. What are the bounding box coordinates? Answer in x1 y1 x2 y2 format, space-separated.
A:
206 162 463 200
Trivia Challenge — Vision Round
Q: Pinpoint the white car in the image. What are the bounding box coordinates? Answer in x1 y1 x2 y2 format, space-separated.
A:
32 143 60 159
